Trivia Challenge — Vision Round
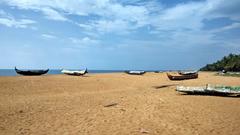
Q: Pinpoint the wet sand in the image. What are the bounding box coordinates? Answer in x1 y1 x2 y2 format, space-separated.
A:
0 72 240 135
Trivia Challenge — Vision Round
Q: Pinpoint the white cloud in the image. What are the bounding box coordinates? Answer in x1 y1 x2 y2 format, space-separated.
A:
205 0 240 20
69 37 99 46
149 1 210 31
1 0 240 36
1 0 68 21
1 0 149 32
0 0 240 69
90 19 133 34
220 23 240 31
75 23 93 30
0 17 35 28
41 34 57 39
77 0 240 34
41 8 68 21
0 9 36 28
210 22 240 33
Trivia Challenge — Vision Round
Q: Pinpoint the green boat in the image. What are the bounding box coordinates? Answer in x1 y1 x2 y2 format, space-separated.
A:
176 84 240 96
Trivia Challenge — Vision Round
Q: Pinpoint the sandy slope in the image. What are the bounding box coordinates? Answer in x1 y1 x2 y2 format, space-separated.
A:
0 72 239 135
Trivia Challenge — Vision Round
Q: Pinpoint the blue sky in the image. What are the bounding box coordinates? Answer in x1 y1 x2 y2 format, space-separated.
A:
0 0 240 70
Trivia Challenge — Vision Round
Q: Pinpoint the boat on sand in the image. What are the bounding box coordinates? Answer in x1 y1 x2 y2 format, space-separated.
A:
125 70 146 75
167 73 198 80
61 69 88 76
178 70 198 75
15 67 49 76
176 84 240 96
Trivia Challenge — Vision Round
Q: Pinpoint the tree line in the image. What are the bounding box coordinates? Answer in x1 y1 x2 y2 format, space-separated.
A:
200 54 240 71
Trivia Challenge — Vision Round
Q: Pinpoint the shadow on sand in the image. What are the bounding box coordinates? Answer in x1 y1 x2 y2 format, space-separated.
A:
153 84 179 89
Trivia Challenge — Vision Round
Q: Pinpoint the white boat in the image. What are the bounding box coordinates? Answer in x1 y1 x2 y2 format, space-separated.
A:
61 68 88 76
178 70 198 75
206 85 240 95
176 86 206 94
176 84 240 96
125 70 146 75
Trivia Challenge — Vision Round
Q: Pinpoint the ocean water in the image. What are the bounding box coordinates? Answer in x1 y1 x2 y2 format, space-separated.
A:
0 69 125 76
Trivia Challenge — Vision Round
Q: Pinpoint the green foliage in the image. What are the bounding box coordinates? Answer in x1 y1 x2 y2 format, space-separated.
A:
200 53 240 71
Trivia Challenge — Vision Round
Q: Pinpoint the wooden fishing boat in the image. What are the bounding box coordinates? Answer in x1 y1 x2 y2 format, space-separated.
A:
15 67 49 76
205 85 240 95
61 69 88 76
125 70 146 75
167 73 198 80
176 86 206 94
176 85 240 96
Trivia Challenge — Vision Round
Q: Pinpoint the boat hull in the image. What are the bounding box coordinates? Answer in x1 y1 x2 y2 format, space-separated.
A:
61 69 88 76
15 67 49 76
167 73 198 80
178 70 198 75
176 85 240 96
125 71 146 75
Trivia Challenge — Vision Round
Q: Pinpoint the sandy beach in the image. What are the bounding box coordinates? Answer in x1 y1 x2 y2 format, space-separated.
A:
0 72 240 135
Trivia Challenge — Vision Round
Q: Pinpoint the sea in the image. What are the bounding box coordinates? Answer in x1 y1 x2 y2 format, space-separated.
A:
0 69 126 76
0 69 171 76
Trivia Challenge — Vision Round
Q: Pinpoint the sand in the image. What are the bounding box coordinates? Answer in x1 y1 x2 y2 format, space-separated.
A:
0 72 240 135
